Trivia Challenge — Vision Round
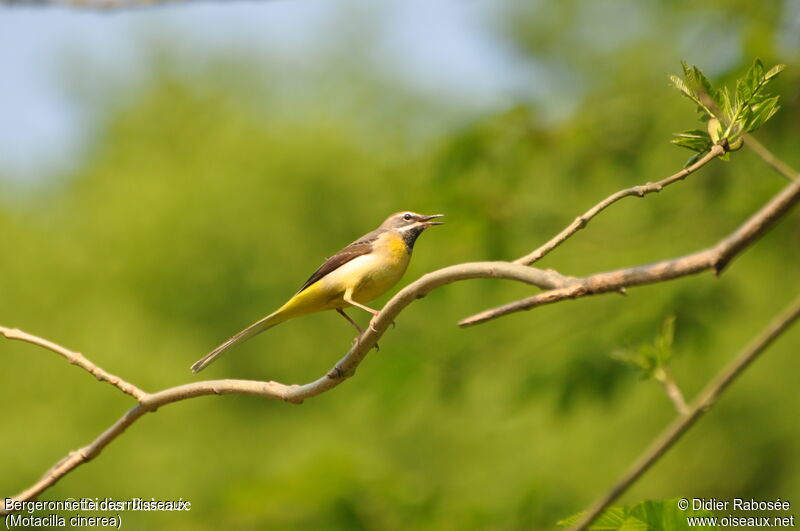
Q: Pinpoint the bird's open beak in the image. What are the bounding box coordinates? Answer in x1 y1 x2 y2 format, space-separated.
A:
420 214 444 226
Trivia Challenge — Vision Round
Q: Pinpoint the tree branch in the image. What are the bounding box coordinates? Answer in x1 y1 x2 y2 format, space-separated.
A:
460 178 800 326
514 144 725 266
0 327 147 401
569 293 800 531
1 137 792 514
0 262 567 513
654 366 689 416
744 134 800 183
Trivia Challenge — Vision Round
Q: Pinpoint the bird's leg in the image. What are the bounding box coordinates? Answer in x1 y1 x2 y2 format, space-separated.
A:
343 290 394 334
338 299 379 350
343 291 380 317
337 308 364 334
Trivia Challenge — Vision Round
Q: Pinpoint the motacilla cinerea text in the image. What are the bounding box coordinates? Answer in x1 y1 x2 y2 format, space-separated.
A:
190 211 444 373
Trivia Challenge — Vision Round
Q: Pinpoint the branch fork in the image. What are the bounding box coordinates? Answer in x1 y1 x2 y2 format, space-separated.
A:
2 136 798 519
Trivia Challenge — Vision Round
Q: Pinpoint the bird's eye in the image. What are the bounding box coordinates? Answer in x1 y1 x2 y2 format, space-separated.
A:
403 213 412 221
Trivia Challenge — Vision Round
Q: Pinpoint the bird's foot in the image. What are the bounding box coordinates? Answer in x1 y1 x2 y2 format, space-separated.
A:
351 334 380 351
368 315 396 333
369 317 380 334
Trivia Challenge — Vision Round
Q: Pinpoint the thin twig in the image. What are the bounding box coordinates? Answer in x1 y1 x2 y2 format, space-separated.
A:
514 144 725 266
460 178 800 326
0 262 568 513
744 134 800 182
0 327 147 401
569 294 800 531
655 367 689 416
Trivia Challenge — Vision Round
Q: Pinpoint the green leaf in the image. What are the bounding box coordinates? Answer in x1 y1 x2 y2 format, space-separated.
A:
655 315 675 365
718 86 733 122
724 59 786 139
618 516 648 531
683 63 713 96
744 95 780 133
670 129 712 152
558 499 718 530
668 75 714 119
611 316 677 379
683 152 704 168
670 59 786 150
669 74 693 99
764 63 786 81
738 58 765 104
681 62 721 110
557 507 628 529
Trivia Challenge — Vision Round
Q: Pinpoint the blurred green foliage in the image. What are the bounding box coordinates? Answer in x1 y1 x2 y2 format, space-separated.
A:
2 2 800 530
558 499 717 530
611 315 676 380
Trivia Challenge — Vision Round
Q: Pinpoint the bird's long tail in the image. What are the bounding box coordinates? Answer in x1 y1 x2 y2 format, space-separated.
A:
191 309 286 373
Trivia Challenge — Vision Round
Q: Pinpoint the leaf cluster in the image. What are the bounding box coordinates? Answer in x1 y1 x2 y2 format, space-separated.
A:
670 59 785 165
611 316 675 384
558 499 717 530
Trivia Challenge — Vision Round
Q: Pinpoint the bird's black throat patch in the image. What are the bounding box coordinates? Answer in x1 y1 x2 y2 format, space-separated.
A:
401 226 426 251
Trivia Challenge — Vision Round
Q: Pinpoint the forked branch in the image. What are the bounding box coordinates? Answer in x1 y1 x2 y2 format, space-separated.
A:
0 327 146 400
514 144 725 266
0 262 566 513
569 294 800 531
460 177 800 326
1 137 795 515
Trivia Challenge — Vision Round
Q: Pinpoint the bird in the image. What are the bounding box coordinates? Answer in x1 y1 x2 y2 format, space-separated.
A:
190 211 444 373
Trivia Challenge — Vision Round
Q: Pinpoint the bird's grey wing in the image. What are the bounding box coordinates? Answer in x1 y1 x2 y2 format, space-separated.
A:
295 229 384 294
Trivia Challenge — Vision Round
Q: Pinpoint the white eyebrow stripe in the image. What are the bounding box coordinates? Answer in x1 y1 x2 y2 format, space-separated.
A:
397 223 423 232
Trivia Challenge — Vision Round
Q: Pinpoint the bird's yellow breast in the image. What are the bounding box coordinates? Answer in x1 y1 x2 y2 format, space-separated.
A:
353 230 412 297
276 231 412 318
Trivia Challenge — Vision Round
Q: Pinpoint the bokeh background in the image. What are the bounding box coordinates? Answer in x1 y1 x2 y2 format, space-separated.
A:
2 1 799 529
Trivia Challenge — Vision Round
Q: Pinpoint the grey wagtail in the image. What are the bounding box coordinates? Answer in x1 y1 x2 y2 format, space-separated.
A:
190 211 443 373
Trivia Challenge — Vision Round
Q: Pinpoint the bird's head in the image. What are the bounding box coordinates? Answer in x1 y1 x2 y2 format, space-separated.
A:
380 211 444 250
380 211 444 230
